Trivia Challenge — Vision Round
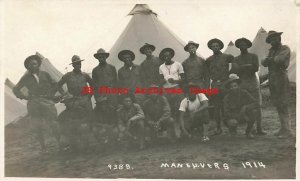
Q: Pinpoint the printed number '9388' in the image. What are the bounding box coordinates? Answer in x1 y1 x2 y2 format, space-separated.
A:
108 164 132 170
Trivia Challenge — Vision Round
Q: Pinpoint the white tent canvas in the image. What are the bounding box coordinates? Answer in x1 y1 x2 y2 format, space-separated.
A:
224 41 240 57
4 80 27 126
249 27 271 76
107 4 192 71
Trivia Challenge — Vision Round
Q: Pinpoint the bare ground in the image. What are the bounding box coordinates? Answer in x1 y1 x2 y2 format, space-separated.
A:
5 87 296 179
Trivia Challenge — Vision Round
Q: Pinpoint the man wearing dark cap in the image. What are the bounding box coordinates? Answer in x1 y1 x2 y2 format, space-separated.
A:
159 47 185 120
142 84 176 143
262 31 292 138
92 48 118 109
231 38 266 135
13 54 61 153
56 55 94 136
223 75 259 138
206 38 234 135
140 43 163 87
182 41 209 89
118 50 145 105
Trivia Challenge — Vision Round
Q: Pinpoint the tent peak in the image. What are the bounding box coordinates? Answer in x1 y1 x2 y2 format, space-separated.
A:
258 27 267 33
128 4 157 16
228 41 234 46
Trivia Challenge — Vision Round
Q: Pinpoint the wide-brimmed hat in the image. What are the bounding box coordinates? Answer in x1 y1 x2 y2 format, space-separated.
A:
159 48 175 60
118 50 135 62
184 41 199 52
266 30 283 43
140 43 155 54
70 55 84 65
24 55 42 69
235 38 252 49
207 38 224 50
225 74 241 88
94 48 110 59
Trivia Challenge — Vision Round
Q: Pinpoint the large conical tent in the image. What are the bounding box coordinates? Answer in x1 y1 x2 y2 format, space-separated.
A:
36 52 63 82
107 4 190 70
4 79 27 126
249 27 271 76
224 41 240 57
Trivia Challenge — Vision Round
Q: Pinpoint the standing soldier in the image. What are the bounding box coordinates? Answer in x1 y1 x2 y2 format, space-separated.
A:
231 38 266 135
182 41 209 89
56 55 94 150
159 48 185 120
118 50 145 105
13 54 61 153
262 31 292 138
140 43 163 87
92 48 118 109
206 38 234 135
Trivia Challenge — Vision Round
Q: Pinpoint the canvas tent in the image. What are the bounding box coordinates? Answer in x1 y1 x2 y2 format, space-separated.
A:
107 4 191 70
4 79 27 126
224 41 240 57
249 27 271 76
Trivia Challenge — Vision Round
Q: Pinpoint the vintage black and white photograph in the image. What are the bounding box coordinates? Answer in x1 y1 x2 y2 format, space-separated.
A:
2 0 297 179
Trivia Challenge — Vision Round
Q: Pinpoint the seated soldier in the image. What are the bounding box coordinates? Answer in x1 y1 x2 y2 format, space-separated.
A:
92 96 118 145
117 94 145 150
179 82 210 142
57 93 90 153
223 75 259 139
143 84 176 144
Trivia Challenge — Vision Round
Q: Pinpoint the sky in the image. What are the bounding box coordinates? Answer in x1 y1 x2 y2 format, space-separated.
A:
1 0 298 83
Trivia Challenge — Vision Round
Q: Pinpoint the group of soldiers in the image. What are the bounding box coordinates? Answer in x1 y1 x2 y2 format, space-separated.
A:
13 30 293 153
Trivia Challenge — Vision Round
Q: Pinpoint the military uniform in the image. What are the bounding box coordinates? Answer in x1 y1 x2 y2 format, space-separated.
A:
182 54 209 89
140 55 163 87
118 64 145 105
92 63 118 108
223 88 259 135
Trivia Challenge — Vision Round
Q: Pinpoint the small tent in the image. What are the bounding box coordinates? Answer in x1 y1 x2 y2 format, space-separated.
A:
224 41 240 57
107 4 192 70
249 27 271 76
4 79 27 126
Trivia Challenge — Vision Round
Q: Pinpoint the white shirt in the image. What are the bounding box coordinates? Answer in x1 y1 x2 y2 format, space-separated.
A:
179 93 208 115
32 73 39 84
159 61 184 88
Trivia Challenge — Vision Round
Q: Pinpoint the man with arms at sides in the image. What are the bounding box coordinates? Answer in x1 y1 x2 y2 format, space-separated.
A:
182 41 209 89
140 43 163 87
206 38 234 135
92 48 118 109
118 50 145 106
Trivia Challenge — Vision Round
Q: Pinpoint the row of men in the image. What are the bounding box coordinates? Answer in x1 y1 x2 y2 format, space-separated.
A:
13 30 292 152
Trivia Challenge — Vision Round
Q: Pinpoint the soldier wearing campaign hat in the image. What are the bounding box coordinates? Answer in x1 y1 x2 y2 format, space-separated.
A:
182 41 209 89
140 43 163 87
262 31 292 138
13 54 61 153
206 38 234 135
